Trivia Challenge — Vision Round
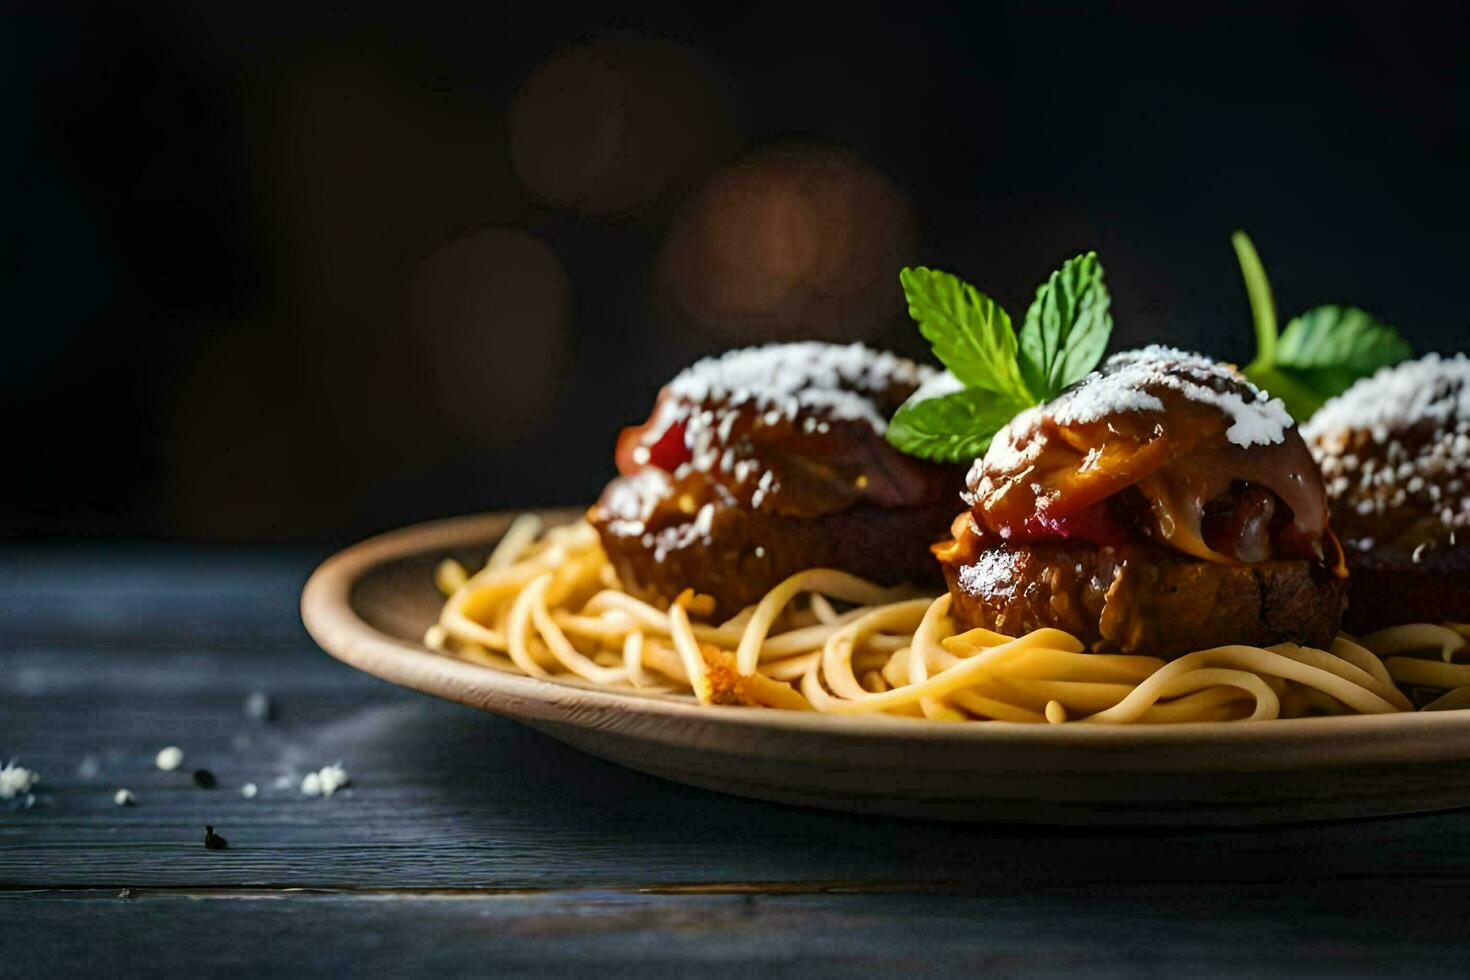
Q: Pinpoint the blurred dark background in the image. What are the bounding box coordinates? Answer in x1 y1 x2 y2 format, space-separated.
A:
6 1 1468 542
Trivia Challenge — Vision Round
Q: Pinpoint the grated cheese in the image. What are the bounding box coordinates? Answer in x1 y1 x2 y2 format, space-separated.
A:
600 343 937 549
908 368 965 402
665 341 931 431
1305 354 1470 544
1306 352 1470 442
956 549 1021 600
1056 346 1292 448
652 342 933 485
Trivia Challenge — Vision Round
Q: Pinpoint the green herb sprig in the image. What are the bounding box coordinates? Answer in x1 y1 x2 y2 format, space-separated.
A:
1232 231 1411 420
886 253 1114 462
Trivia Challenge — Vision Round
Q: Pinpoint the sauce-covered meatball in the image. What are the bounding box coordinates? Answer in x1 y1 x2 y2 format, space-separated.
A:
590 343 967 614
938 346 1347 656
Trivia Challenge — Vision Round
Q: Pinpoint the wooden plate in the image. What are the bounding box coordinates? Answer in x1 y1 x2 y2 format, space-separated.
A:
302 510 1470 826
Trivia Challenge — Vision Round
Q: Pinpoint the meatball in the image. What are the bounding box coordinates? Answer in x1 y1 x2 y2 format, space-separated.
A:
1304 353 1470 631
589 343 967 615
938 346 1348 658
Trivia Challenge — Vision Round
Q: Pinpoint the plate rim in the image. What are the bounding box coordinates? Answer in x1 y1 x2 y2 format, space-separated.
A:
301 508 1470 764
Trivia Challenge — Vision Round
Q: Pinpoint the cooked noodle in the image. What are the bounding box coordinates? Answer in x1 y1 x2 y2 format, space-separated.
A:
425 518 1459 723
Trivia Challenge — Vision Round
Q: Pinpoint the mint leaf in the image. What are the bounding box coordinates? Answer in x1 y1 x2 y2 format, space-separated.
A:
1257 307 1411 418
1233 230 1413 420
1276 305 1412 387
898 267 1030 402
1017 252 1112 400
885 385 1034 463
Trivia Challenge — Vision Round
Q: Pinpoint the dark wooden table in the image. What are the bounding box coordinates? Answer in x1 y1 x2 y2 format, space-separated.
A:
7 545 1470 976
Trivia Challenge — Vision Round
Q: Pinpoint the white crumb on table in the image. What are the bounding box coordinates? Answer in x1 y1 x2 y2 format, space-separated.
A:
301 764 350 798
244 691 274 722
0 763 39 800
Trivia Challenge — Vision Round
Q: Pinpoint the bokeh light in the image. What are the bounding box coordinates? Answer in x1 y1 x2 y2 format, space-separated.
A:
255 49 524 328
658 142 916 344
510 34 734 218
165 228 570 537
402 227 571 448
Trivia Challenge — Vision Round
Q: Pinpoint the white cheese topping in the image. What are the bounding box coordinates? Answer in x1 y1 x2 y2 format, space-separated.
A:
616 342 934 525
1305 352 1470 443
956 549 1021 599
908 368 965 402
1055 345 1292 448
665 341 932 434
1304 353 1470 539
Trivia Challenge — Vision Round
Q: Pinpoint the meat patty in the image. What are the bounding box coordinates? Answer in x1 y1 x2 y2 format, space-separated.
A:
941 540 1347 658
596 484 955 615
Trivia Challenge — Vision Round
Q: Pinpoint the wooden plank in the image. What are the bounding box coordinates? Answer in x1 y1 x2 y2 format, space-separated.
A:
7 548 1470 897
0 544 320 650
11 637 1470 891
8 548 1470 970
7 885 1470 975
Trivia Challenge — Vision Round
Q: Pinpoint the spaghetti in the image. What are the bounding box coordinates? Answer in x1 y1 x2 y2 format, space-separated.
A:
425 516 1461 724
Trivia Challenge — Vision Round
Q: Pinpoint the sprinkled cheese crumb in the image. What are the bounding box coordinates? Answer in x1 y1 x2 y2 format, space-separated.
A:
1055 381 1165 425
0 763 39 800
1305 354 1470 544
1056 346 1292 448
957 550 1022 600
665 342 931 432
155 746 184 771
1306 352 1470 440
301 764 350 798
648 342 933 483
909 368 965 402
114 788 136 806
